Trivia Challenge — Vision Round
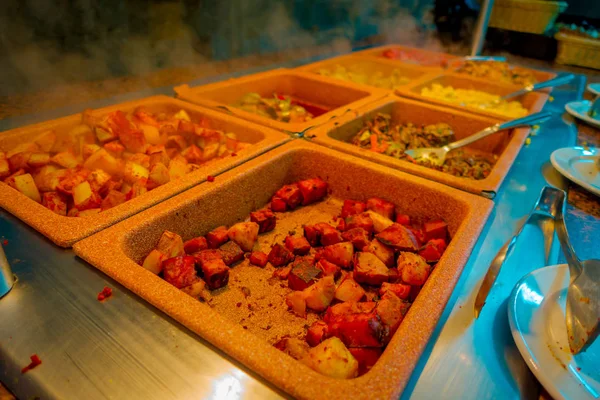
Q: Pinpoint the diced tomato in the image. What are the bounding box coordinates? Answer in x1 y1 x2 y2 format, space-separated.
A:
341 200 367 218
249 251 268 267
284 236 311 256
275 184 303 209
297 178 328 205
250 209 276 233
379 282 411 300
206 226 229 248
162 256 197 289
270 196 288 212
395 214 411 226
184 237 208 254
423 219 448 242
418 238 447 263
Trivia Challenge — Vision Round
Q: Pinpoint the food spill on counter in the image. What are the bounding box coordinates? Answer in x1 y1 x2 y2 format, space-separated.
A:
21 354 42 373
97 286 113 301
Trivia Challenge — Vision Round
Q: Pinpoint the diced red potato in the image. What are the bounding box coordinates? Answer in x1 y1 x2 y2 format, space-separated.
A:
284 236 311 256
303 224 321 247
322 242 354 269
366 197 395 220
206 226 229 249
184 237 208 254
193 249 222 265
199 257 229 290
376 223 419 252
410 227 426 248
288 259 322 291
275 184 303 210
334 274 366 302
379 282 411 300
297 178 328 205
342 228 370 251
319 223 343 246
397 252 431 286
341 199 366 218
162 256 197 289
285 291 307 317
395 214 411 226
324 302 385 348
364 239 395 267
250 209 276 233
270 196 287 212
423 219 449 242
419 238 448 263
353 252 389 286
274 337 310 361
303 275 335 312
268 243 294 267
219 241 245 266
387 268 401 283
42 192 67 216
227 222 259 252
376 292 411 341
272 265 292 280
306 320 329 347
345 213 374 233
249 251 268 267
180 277 207 299
365 210 394 233
315 259 341 279
142 249 167 274
348 347 383 376
156 230 185 258
302 337 359 379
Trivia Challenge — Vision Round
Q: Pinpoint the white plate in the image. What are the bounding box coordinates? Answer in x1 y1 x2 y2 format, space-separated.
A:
565 100 600 129
588 83 600 97
508 265 600 400
551 147 600 196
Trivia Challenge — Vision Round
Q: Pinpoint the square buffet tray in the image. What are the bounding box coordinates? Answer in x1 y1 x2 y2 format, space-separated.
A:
74 140 492 400
0 95 289 247
309 95 531 198
174 69 386 134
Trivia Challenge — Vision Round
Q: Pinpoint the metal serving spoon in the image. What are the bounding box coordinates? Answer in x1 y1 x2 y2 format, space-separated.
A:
496 73 575 103
404 111 553 166
555 190 600 354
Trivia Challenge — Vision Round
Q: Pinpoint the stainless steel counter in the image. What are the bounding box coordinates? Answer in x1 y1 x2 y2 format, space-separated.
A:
0 66 595 400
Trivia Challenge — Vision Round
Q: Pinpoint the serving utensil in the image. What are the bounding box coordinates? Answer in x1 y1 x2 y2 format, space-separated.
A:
588 96 600 119
0 244 15 298
474 186 562 318
496 73 575 103
554 190 600 354
404 111 552 166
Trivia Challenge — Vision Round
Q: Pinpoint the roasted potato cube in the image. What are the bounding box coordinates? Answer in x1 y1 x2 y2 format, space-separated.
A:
162 256 197 289
168 155 188 180
107 110 147 153
342 228 370 251
34 130 57 152
101 190 126 211
267 243 294 267
285 291 307 317
219 241 245 266
146 163 170 190
324 302 384 348
81 144 101 160
192 249 222 265
27 152 50 168
423 219 449 242
0 158 9 179
320 224 343 246
365 210 394 234
379 282 411 300
165 135 188 151
33 165 65 192
180 277 207 299
297 178 328 205
275 184 302 210
156 230 185 258
348 347 382 376
306 320 329 347
12 174 41 203
6 142 39 159
184 237 208 254
335 274 366 302
249 251 268 267
274 337 310 361
72 181 102 211
303 275 335 312
134 107 159 127
395 214 411 226
341 199 367 218
288 259 322 291
397 252 431 285
174 109 191 122
104 141 125 158
376 291 410 341
353 252 389 286
125 153 150 169
322 242 354 269
249 209 276 233
42 192 67 216
345 213 374 233
206 226 229 249
123 162 149 185
270 196 287 212
284 236 311 256
51 152 80 169
376 223 418 252
139 124 165 146
56 168 88 195
95 126 118 143
272 266 292 280
9 152 32 171
84 149 122 177
87 169 112 193
181 144 203 164
366 197 395 220
315 259 341 278
141 249 167 274
302 337 359 379
200 258 229 290
227 222 259 252
365 239 395 267
418 239 447 263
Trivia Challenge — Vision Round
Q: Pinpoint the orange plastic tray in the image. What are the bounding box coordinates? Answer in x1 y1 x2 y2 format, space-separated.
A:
74 140 492 400
174 69 386 134
0 96 289 247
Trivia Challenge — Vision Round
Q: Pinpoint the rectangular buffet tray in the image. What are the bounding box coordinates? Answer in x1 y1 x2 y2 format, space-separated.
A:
309 95 530 198
74 140 492 400
0 96 289 247
396 73 549 121
174 69 387 134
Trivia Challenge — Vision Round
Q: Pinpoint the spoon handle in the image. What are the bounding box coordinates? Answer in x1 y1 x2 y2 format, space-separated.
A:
554 190 584 280
445 111 553 152
501 73 575 101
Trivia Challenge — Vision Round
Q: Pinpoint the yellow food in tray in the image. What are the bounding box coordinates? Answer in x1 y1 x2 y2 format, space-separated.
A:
456 61 537 86
420 83 528 118
318 64 411 89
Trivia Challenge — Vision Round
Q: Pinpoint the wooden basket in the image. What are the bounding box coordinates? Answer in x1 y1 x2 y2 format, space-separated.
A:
555 32 600 70
489 0 568 34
